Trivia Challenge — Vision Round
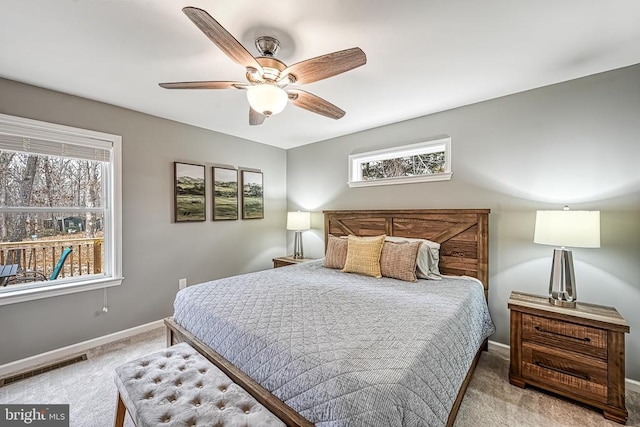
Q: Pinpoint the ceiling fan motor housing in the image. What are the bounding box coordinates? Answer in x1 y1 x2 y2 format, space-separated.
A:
247 57 288 83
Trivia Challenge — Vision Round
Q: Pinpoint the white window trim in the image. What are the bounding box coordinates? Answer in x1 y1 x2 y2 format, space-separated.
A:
348 137 452 188
0 113 123 306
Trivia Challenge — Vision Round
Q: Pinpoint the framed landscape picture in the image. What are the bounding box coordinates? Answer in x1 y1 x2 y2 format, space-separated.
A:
174 162 206 222
212 167 238 220
241 170 264 219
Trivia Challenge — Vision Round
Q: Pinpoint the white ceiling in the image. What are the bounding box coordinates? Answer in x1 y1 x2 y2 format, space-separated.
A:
2 1 640 149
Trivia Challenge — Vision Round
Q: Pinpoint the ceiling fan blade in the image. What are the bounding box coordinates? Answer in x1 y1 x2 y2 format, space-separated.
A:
281 47 366 84
182 7 263 74
159 81 247 90
249 107 266 126
287 89 345 119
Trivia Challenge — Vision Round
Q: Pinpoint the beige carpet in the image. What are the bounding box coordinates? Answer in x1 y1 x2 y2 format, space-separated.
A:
1 329 638 426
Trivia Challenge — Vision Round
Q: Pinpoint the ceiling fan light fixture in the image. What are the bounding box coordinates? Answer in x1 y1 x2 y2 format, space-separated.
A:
247 84 288 116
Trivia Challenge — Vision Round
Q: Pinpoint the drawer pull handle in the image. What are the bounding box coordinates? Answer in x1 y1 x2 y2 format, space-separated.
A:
534 361 591 381
534 326 591 343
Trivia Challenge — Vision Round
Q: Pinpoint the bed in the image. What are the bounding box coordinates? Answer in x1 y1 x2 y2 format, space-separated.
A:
165 209 495 426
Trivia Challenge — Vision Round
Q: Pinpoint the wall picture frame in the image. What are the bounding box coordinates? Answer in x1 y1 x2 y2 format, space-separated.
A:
241 170 264 219
174 162 206 222
212 166 238 220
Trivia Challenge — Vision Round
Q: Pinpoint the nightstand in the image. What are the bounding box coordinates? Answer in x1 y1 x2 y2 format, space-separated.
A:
508 291 630 423
272 256 315 268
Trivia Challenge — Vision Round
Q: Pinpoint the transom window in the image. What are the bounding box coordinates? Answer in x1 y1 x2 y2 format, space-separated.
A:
348 137 452 187
0 113 122 305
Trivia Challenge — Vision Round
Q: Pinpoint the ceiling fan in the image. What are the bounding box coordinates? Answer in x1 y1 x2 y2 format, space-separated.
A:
160 7 367 126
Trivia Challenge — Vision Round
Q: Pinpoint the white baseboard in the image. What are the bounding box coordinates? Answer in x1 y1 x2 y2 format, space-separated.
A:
0 319 164 378
487 339 640 394
627 377 640 394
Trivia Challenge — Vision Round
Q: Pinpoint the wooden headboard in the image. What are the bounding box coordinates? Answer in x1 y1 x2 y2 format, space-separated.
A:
323 209 490 298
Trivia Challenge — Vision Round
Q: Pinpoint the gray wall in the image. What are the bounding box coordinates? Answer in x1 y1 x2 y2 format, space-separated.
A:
287 64 640 380
0 78 287 364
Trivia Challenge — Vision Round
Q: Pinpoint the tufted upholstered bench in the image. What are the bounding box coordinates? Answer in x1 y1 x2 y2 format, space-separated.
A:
114 342 286 427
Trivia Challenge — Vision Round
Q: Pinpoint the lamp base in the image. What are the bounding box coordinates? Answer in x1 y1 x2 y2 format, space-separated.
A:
548 297 576 308
293 230 304 259
548 248 577 308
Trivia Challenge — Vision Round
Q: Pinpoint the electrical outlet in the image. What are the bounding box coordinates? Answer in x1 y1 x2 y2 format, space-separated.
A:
178 278 187 290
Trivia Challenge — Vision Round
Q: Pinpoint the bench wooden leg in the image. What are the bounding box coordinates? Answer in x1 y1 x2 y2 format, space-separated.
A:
114 392 127 427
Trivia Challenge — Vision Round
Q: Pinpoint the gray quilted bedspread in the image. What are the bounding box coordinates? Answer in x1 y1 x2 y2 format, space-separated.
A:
173 260 495 427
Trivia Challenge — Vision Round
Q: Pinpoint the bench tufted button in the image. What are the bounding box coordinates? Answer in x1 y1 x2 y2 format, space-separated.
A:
155 378 161 384
199 369 206 374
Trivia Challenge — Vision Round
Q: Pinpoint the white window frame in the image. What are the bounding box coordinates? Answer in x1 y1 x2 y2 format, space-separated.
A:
0 113 123 306
348 137 452 188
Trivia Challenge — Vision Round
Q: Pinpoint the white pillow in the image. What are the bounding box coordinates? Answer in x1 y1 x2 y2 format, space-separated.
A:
385 236 442 280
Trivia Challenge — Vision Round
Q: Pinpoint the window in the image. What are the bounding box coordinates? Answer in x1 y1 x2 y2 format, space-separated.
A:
348 137 452 187
0 113 122 305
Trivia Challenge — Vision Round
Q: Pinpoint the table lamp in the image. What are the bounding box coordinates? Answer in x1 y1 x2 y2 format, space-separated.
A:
534 207 600 308
287 211 311 259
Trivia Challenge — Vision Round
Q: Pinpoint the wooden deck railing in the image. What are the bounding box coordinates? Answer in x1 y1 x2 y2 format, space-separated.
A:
0 238 103 280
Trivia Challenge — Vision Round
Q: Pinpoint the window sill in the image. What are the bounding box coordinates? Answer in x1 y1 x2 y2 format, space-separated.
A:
348 172 453 188
0 276 124 306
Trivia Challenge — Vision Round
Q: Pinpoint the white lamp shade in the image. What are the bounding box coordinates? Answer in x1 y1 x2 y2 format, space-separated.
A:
287 211 311 231
247 84 288 116
534 210 600 248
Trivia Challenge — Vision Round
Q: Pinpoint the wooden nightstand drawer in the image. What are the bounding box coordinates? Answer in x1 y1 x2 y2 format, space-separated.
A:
273 258 294 268
522 342 607 401
272 256 315 268
522 313 607 359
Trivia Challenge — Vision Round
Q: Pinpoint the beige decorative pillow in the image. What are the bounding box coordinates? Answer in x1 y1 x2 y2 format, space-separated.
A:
379 240 421 282
385 236 442 280
323 234 348 269
342 235 386 278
